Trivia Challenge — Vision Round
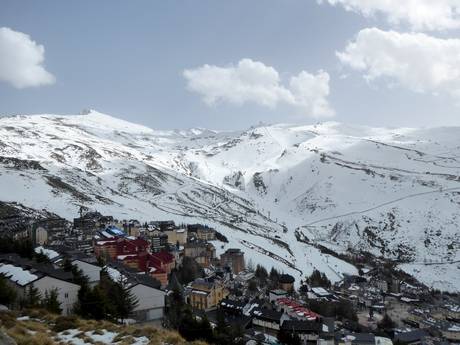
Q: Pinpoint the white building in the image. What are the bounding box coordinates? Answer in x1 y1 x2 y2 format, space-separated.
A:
269 289 288 302
104 263 166 322
0 257 80 316
128 279 166 321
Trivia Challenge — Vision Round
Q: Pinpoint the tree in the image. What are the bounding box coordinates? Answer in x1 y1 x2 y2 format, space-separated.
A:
41 288 62 314
21 285 41 309
114 282 138 321
248 279 258 293
62 259 89 286
308 299 357 322
178 308 213 342
0 275 16 307
99 270 138 321
0 238 34 258
173 257 204 284
87 285 110 320
96 255 106 267
306 269 331 288
255 264 268 284
34 252 51 263
165 286 185 329
378 313 395 331
213 310 244 345
15 239 34 258
269 267 280 289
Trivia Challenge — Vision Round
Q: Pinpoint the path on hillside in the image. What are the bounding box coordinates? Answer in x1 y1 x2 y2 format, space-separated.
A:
303 186 460 227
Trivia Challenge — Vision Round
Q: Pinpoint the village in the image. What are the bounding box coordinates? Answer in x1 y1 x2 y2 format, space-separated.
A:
0 208 459 345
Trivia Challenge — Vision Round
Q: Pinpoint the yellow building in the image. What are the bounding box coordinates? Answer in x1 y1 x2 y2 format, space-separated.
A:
189 278 228 310
196 227 216 241
35 226 48 245
165 228 187 246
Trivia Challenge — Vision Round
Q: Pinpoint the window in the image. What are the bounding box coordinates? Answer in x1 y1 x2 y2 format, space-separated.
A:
65 293 68 298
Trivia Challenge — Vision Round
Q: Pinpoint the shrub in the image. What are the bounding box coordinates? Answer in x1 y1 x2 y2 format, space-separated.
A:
0 311 18 328
53 315 79 332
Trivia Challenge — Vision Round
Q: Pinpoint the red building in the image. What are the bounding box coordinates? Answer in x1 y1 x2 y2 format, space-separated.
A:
94 237 174 287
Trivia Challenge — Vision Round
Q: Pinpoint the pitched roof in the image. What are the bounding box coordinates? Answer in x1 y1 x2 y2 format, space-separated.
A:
251 307 283 322
281 320 321 333
0 253 74 284
279 274 295 284
394 329 430 343
337 333 376 344
0 263 40 286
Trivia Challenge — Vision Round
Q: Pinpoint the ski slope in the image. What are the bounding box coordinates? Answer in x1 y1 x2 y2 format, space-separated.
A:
1 110 459 290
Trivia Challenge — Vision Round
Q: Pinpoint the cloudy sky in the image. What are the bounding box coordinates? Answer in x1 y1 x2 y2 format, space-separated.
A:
1 0 460 129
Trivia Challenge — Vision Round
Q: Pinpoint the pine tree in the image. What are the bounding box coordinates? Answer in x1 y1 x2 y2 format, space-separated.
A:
255 264 268 284
166 285 184 328
115 282 138 321
41 288 62 314
307 269 331 288
269 267 280 288
63 258 74 272
35 252 51 263
378 313 395 331
0 275 16 307
22 285 41 309
88 285 110 320
96 255 105 267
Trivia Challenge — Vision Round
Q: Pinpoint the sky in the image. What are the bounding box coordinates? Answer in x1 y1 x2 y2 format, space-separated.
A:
1 0 460 130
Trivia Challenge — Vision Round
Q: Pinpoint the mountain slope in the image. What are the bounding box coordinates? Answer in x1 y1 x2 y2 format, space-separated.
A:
1 111 459 290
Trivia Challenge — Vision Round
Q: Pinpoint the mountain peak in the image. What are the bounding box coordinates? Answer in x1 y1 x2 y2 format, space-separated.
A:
66 110 154 134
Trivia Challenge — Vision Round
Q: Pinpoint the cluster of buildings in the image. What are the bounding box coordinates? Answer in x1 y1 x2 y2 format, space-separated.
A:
1 208 459 345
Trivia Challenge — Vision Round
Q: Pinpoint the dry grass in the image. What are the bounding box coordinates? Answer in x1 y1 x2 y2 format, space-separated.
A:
0 311 18 329
6 324 55 345
0 309 199 345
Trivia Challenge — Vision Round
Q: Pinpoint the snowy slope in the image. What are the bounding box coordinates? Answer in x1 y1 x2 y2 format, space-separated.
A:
1 111 459 290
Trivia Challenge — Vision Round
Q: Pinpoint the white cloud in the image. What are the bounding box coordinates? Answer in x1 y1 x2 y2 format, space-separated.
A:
183 58 334 118
337 28 460 100
0 27 55 88
319 0 460 31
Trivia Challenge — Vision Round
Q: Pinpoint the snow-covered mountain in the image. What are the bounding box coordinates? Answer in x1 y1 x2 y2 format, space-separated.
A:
1 110 459 291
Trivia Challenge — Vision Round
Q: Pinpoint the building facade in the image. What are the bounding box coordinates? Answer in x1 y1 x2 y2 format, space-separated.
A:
220 248 245 274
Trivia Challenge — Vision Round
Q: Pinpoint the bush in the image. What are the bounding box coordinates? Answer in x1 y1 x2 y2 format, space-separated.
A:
53 315 79 332
0 311 18 329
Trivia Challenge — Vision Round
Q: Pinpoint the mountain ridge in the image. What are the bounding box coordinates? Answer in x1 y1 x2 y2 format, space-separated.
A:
1 110 459 291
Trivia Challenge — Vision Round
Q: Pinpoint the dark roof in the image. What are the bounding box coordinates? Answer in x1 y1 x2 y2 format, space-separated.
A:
107 260 139 274
0 253 74 283
71 254 99 265
132 273 161 290
204 309 252 329
336 333 375 344
394 329 430 343
251 307 283 322
281 320 321 333
223 248 243 255
220 298 246 311
420 337 450 345
105 261 162 290
279 274 295 284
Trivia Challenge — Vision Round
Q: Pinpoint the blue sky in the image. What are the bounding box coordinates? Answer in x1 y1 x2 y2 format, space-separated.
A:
1 0 460 129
